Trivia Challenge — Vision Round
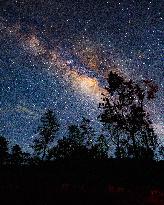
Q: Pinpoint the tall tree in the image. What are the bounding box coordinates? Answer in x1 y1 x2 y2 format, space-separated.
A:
80 117 95 148
91 134 109 159
100 71 158 159
50 137 75 160
68 125 83 147
0 136 9 165
48 124 89 160
33 109 59 160
11 144 23 165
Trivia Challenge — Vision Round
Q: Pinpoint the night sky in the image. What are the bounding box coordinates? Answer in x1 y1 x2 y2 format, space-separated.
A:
0 0 163 152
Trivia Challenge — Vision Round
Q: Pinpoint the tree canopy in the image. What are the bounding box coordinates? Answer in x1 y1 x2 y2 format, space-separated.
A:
32 109 59 160
99 71 158 159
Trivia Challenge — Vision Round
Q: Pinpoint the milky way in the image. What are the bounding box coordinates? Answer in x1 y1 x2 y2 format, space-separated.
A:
0 0 163 152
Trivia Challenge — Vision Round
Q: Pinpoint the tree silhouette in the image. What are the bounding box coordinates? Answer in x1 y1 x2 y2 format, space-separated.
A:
33 109 59 160
49 125 86 160
48 122 110 160
67 125 83 146
48 123 96 160
11 144 23 165
22 152 31 165
0 136 9 166
48 137 73 160
80 117 95 148
100 71 158 159
90 134 108 159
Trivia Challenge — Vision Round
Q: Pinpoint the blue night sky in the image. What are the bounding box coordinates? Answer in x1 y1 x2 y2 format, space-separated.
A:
0 0 163 152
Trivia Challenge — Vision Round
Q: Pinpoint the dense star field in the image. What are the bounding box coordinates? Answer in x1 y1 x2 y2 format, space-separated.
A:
0 0 163 152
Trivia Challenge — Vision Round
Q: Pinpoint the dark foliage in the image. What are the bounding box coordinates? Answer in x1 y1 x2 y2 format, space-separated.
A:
32 109 59 160
0 73 162 165
80 117 95 148
99 71 158 159
11 144 24 165
0 72 163 204
10 144 31 165
0 136 9 166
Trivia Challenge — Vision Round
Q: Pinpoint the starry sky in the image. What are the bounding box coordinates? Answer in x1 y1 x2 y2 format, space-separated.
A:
0 0 163 152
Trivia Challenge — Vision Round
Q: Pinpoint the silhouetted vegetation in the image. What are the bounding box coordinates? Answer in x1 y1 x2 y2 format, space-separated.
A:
11 144 24 165
99 71 158 160
1 72 160 164
0 136 9 165
0 72 163 204
32 109 59 160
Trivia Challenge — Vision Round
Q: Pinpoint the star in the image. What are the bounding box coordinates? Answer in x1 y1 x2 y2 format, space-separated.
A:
0 0 163 155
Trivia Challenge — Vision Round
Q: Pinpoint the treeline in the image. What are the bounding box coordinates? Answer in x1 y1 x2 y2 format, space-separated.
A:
0 71 163 166
0 116 109 166
0 137 31 166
